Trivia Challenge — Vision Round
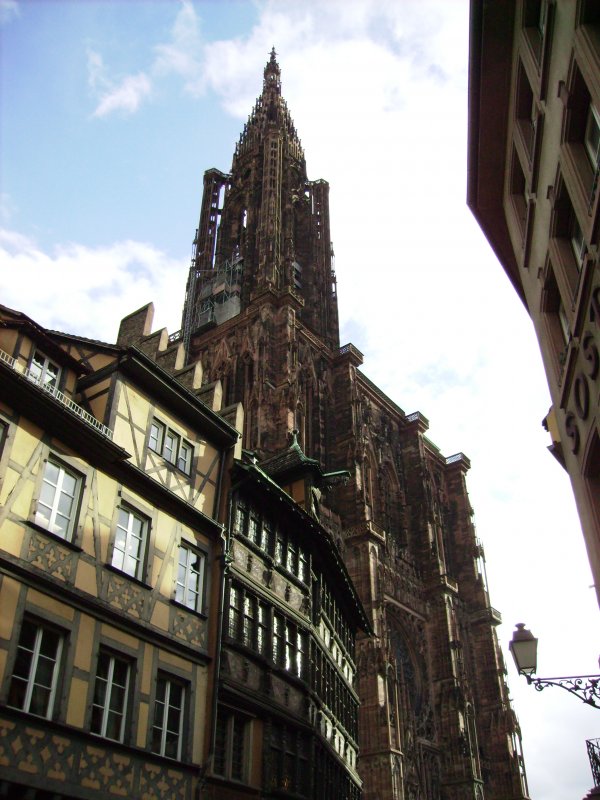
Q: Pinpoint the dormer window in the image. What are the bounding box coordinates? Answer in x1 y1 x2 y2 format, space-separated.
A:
29 350 60 391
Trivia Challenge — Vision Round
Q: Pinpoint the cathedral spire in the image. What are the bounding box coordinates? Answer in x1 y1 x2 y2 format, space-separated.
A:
182 51 340 355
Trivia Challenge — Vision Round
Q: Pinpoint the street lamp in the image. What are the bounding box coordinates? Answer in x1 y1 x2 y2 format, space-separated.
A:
509 623 600 709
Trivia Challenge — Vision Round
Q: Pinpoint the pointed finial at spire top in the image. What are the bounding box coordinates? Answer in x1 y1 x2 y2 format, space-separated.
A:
263 46 281 91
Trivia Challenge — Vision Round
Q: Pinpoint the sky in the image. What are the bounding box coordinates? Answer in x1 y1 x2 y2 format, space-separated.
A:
0 0 598 796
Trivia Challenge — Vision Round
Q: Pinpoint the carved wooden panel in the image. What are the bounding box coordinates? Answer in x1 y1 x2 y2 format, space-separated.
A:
25 530 76 583
0 715 193 800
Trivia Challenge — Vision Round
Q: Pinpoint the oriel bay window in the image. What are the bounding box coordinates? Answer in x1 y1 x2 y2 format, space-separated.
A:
227 582 307 679
7 618 64 719
149 419 194 475
233 498 309 584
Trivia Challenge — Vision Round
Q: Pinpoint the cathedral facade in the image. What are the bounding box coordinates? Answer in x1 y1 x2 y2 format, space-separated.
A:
180 52 530 800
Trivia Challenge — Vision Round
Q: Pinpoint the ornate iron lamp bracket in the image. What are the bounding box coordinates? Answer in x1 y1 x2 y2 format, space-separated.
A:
525 674 600 709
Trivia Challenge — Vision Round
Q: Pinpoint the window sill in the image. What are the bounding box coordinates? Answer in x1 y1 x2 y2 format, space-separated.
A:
170 598 208 620
104 563 152 590
25 520 83 552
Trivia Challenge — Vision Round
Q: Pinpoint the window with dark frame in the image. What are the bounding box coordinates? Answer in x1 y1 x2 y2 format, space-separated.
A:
214 707 250 782
7 618 63 719
34 457 82 541
151 674 186 759
269 722 310 796
148 419 194 475
90 650 131 742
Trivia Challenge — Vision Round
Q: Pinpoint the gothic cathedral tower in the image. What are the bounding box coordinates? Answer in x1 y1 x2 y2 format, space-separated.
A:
181 52 529 800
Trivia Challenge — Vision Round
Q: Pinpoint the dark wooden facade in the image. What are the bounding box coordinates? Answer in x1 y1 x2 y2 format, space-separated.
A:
0 303 240 800
205 442 369 798
180 53 531 800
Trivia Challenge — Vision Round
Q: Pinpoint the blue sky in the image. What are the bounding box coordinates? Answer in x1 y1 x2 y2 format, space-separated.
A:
1 2 598 797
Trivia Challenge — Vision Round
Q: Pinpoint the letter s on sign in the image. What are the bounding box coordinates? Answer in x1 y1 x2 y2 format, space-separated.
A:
582 331 599 379
565 412 580 454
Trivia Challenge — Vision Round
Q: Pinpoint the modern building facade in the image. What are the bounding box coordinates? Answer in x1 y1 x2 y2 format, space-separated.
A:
468 0 600 605
176 51 530 800
0 302 240 799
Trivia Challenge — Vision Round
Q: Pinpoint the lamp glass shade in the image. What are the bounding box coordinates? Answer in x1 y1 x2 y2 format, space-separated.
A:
509 623 538 675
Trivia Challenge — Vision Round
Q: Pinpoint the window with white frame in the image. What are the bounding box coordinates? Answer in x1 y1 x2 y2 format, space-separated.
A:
151 674 186 759
111 506 148 580
570 211 586 268
90 650 130 742
175 544 205 612
214 707 251 781
7 619 63 719
585 104 600 168
29 350 60 390
35 458 82 540
148 419 194 475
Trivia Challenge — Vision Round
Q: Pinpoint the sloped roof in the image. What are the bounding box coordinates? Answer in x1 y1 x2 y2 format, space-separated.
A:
260 430 349 489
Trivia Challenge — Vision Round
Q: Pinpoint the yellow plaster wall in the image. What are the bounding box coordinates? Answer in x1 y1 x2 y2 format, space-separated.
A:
75 561 98 597
27 588 74 622
0 464 20 507
0 328 19 359
0 576 20 643
0 520 24 558
137 702 149 749
150 603 168 630
141 642 152 694
66 678 88 727
157 651 190 674
112 381 156 466
100 624 137 650
83 377 112 431
74 617 95 670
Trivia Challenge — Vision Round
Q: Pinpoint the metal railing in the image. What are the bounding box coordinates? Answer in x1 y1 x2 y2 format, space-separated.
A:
1 349 113 439
587 739 600 786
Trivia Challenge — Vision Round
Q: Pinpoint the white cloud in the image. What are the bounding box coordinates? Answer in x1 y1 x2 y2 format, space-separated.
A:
0 229 186 340
153 0 205 95
0 0 19 25
0 192 17 224
92 72 152 118
87 1 205 118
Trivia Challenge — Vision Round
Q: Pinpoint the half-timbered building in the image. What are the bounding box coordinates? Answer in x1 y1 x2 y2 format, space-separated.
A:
0 302 240 799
